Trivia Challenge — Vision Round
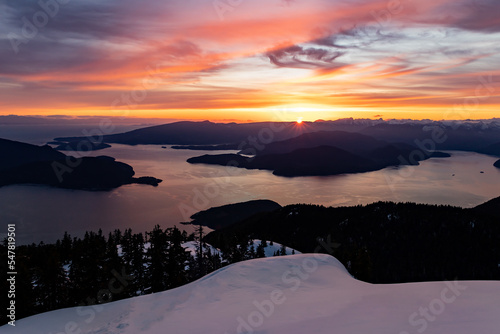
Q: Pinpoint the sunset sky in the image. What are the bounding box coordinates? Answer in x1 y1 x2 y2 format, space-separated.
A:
1 0 499 122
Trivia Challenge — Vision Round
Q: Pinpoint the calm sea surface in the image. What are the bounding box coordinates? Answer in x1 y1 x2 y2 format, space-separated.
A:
1 128 500 244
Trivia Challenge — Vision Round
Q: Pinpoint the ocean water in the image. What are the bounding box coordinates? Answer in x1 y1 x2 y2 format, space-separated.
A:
1 129 500 244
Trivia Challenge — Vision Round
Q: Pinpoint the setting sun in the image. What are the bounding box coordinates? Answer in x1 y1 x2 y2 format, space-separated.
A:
297 117 303 124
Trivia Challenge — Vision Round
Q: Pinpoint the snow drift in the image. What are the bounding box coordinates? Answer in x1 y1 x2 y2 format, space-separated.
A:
3 254 499 334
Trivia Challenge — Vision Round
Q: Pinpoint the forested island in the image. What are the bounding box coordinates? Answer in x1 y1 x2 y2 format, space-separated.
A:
0 138 161 190
187 131 450 176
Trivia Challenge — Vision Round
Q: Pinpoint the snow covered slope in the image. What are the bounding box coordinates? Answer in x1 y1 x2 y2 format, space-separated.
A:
250 239 301 257
181 241 222 257
3 254 499 334
181 240 300 258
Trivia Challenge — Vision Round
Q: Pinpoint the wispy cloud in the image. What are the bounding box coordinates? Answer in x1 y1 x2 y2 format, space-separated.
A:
267 45 345 70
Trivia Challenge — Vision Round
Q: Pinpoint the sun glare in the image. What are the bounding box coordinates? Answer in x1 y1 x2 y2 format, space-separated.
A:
297 117 303 124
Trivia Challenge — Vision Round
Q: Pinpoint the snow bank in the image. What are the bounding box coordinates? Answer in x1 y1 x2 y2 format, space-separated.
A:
181 241 222 257
251 239 301 257
3 254 499 334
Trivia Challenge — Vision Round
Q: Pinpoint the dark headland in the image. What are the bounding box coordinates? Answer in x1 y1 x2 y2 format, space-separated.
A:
0 138 161 190
184 199 282 230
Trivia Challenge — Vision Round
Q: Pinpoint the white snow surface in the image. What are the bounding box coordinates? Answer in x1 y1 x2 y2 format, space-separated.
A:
3 254 500 334
181 241 221 257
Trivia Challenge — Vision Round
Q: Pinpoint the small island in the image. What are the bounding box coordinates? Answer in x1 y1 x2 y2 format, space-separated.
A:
494 159 500 168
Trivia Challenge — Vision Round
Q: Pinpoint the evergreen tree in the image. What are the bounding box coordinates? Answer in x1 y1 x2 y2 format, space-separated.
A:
120 228 134 295
69 230 108 305
279 243 287 256
32 246 68 312
256 242 266 258
130 232 146 295
60 232 72 262
248 243 256 259
103 231 126 301
165 226 190 289
146 225 169 292
195 225 206 277
221 235 246 264
203 247 222 273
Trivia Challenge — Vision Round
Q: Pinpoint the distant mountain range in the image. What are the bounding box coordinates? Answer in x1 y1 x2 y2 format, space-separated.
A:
51 119 500 176
0 138 161 190
54 118 500 155
55 121 313 145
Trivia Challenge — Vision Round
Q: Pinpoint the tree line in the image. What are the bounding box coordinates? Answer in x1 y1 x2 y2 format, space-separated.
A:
206 202 500 283
0 225 291 325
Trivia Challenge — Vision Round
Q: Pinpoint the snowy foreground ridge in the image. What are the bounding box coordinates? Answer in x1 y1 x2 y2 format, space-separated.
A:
3 254 500 334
